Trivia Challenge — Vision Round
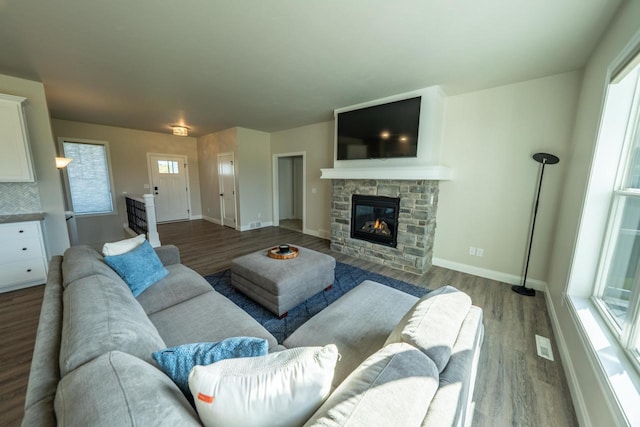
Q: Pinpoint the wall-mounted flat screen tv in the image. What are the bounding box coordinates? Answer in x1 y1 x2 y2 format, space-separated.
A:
336 96 421 160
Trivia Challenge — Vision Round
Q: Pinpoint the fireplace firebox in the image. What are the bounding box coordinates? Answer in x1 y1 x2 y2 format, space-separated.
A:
351 194 400 247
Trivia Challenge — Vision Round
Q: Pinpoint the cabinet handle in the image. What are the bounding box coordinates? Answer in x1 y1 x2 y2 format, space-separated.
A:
19 230 24 233
22 247 27 251
26 269 32 272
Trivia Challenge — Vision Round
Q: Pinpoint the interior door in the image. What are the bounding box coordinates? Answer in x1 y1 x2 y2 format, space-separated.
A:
218 153 237 228
148 154 189 223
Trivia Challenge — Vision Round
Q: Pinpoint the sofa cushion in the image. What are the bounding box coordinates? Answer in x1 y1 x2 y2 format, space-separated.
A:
283 280 418 386
152 337 269 400
102 234 145 256
60 275 166 376
61 245 124 288
55 351 201 427
422 306 484 427
385 285 471 372
304 343 439 427
104 240 169 297
189 345 338 427
136 264 214 315
149 290 279 350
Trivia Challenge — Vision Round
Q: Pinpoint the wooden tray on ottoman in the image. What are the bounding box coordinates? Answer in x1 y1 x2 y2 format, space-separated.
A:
267 246 299 260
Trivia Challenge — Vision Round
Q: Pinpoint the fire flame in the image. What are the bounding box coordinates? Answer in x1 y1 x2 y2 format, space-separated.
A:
374 219 380 229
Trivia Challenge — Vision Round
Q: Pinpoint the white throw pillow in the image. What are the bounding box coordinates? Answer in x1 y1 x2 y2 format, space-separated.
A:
188 344 338 427
102 234 146 256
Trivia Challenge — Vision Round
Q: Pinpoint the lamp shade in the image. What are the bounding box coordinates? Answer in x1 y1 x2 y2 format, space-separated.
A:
55 157 73 169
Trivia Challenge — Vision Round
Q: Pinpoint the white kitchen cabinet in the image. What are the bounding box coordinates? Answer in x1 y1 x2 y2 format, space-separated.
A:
0 93 35 182
0 221 48 292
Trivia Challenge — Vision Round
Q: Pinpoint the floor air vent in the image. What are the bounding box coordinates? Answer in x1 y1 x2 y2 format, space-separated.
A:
535 335 554 361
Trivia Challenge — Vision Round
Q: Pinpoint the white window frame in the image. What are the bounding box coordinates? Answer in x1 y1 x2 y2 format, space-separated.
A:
58 137 117 217
592 70 640 354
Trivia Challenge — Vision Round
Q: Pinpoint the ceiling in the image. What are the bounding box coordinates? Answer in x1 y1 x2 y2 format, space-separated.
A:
0 0 623 137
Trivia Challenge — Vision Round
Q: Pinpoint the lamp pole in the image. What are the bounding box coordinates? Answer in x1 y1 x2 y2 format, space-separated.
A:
512 152 559 297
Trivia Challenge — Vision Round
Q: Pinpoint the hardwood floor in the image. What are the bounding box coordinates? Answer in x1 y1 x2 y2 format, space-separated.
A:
0 220 578 426
0 284 44 427
278 218 302 232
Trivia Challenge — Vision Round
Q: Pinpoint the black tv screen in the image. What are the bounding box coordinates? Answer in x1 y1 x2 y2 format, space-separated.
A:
336 96 421 160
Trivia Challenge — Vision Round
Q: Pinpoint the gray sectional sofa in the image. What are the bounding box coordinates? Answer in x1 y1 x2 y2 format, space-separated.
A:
22 244 484 427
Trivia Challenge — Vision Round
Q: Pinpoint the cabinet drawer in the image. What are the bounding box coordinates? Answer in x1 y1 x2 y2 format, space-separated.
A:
0 237 44 262
0 221 41 240
0 259 46 288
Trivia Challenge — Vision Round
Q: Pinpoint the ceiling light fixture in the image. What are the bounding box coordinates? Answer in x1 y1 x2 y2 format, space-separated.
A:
172 126 189 136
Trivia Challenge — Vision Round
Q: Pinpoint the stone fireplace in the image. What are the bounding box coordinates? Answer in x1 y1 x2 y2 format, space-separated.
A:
330 179 439 274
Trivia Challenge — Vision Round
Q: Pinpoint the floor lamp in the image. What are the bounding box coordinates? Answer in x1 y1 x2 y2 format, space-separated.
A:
512 152 559 297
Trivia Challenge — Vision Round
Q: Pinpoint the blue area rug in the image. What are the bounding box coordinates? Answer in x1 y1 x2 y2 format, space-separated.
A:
204 261 429 343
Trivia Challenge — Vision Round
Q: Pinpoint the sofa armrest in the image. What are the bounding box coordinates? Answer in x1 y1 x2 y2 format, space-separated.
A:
154 245 181 266
22 256 63 426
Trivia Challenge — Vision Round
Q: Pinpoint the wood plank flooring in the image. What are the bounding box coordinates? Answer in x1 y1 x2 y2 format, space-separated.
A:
0 220 578 426
0 284 44 427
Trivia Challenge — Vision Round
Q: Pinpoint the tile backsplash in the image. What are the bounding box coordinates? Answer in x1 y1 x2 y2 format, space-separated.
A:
0 182 42 213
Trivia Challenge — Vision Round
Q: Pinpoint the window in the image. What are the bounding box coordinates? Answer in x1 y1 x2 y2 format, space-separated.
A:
593 56 640 364
157 160 179 174
62 139 115 215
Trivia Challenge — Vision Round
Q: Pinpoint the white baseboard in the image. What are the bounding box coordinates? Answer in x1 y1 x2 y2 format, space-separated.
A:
190 214 203 220
202 216 222 225
543 294 592 427
431 258 547 291
239 221 273 231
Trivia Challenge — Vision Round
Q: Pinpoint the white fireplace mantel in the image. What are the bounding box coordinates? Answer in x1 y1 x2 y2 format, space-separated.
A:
320 166 453 180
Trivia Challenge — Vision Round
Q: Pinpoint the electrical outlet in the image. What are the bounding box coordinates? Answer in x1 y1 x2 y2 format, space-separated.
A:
258 212 261 218
469 246 476 256
476 248 484 257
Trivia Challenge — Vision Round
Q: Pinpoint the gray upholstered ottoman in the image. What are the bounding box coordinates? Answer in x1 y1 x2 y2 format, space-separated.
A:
230 246 336 318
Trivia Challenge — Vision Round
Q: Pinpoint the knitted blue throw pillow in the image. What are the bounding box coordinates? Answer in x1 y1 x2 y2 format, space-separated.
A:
152 337 269 400
104 240 168 296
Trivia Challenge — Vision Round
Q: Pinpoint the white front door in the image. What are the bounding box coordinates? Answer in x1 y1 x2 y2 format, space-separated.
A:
148 154 190 223
218 153 237 228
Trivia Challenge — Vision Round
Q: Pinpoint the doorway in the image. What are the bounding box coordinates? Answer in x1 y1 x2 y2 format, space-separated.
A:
147 153 190 223
218 152 237 228
273 152 305 232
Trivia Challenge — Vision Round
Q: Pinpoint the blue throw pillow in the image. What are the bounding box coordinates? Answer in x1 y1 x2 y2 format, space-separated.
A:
104 240 169 297
152 337 269 400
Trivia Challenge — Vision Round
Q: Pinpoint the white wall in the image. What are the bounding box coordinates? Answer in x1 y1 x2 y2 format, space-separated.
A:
236 127 272 229
271 121 334 238
52 119 201 246
434 71 581 286
0 74 69 257
546 1 640 425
